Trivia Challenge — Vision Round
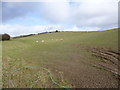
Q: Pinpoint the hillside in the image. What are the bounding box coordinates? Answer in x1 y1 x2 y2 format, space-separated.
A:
2 28 119 88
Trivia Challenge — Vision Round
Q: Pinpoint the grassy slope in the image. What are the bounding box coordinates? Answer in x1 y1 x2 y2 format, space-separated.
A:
2 28 118 88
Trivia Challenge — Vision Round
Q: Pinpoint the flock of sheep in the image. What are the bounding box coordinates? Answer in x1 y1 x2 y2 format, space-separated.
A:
36 38 63 43
0 33 64 43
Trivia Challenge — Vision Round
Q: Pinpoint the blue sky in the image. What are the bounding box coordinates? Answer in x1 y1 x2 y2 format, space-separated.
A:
0 0 118 36
4 11 50 26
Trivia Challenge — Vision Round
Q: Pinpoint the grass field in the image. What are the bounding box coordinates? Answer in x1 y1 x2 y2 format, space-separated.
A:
2 28 119 88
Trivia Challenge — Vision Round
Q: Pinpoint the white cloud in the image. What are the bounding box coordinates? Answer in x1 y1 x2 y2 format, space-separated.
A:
39 1 70 23
0 24 64 36
0 24 101 37
39 0 118 29
2 0 69 2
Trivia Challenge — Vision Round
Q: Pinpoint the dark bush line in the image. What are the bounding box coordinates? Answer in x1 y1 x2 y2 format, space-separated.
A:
13 34 35 39
13 30 60 39
0 34 10 41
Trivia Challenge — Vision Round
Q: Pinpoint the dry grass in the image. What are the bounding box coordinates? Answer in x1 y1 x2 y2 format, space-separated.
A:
2 57 72 88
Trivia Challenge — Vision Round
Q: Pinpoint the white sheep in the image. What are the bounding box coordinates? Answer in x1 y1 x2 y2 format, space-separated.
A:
41 40 44 42
60 39 63 41
36 41 38 43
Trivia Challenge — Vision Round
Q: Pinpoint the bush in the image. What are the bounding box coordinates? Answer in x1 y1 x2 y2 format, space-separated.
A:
0 34 10 41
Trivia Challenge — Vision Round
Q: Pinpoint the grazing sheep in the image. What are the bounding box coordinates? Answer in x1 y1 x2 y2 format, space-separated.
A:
36 41 38 43
0 34 10 41
60 39 63 41
41 40 44 42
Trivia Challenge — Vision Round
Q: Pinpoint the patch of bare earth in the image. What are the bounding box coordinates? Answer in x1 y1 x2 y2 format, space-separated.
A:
89 48 119 78
45 47 118 88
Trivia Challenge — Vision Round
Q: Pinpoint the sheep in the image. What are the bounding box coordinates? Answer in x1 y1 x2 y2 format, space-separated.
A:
36 41 38 43
41 40 44 42
60 39 63 41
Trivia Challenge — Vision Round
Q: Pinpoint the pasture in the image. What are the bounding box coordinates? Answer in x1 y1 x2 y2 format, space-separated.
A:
2 28 119 88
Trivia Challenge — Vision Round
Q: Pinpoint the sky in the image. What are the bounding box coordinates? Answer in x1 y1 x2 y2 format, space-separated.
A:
0 0 119 37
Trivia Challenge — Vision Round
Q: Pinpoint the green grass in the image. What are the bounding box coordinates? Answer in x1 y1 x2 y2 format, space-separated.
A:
2 28 118 88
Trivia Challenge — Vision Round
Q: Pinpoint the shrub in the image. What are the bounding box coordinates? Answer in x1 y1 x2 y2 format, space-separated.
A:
0 34 10 41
